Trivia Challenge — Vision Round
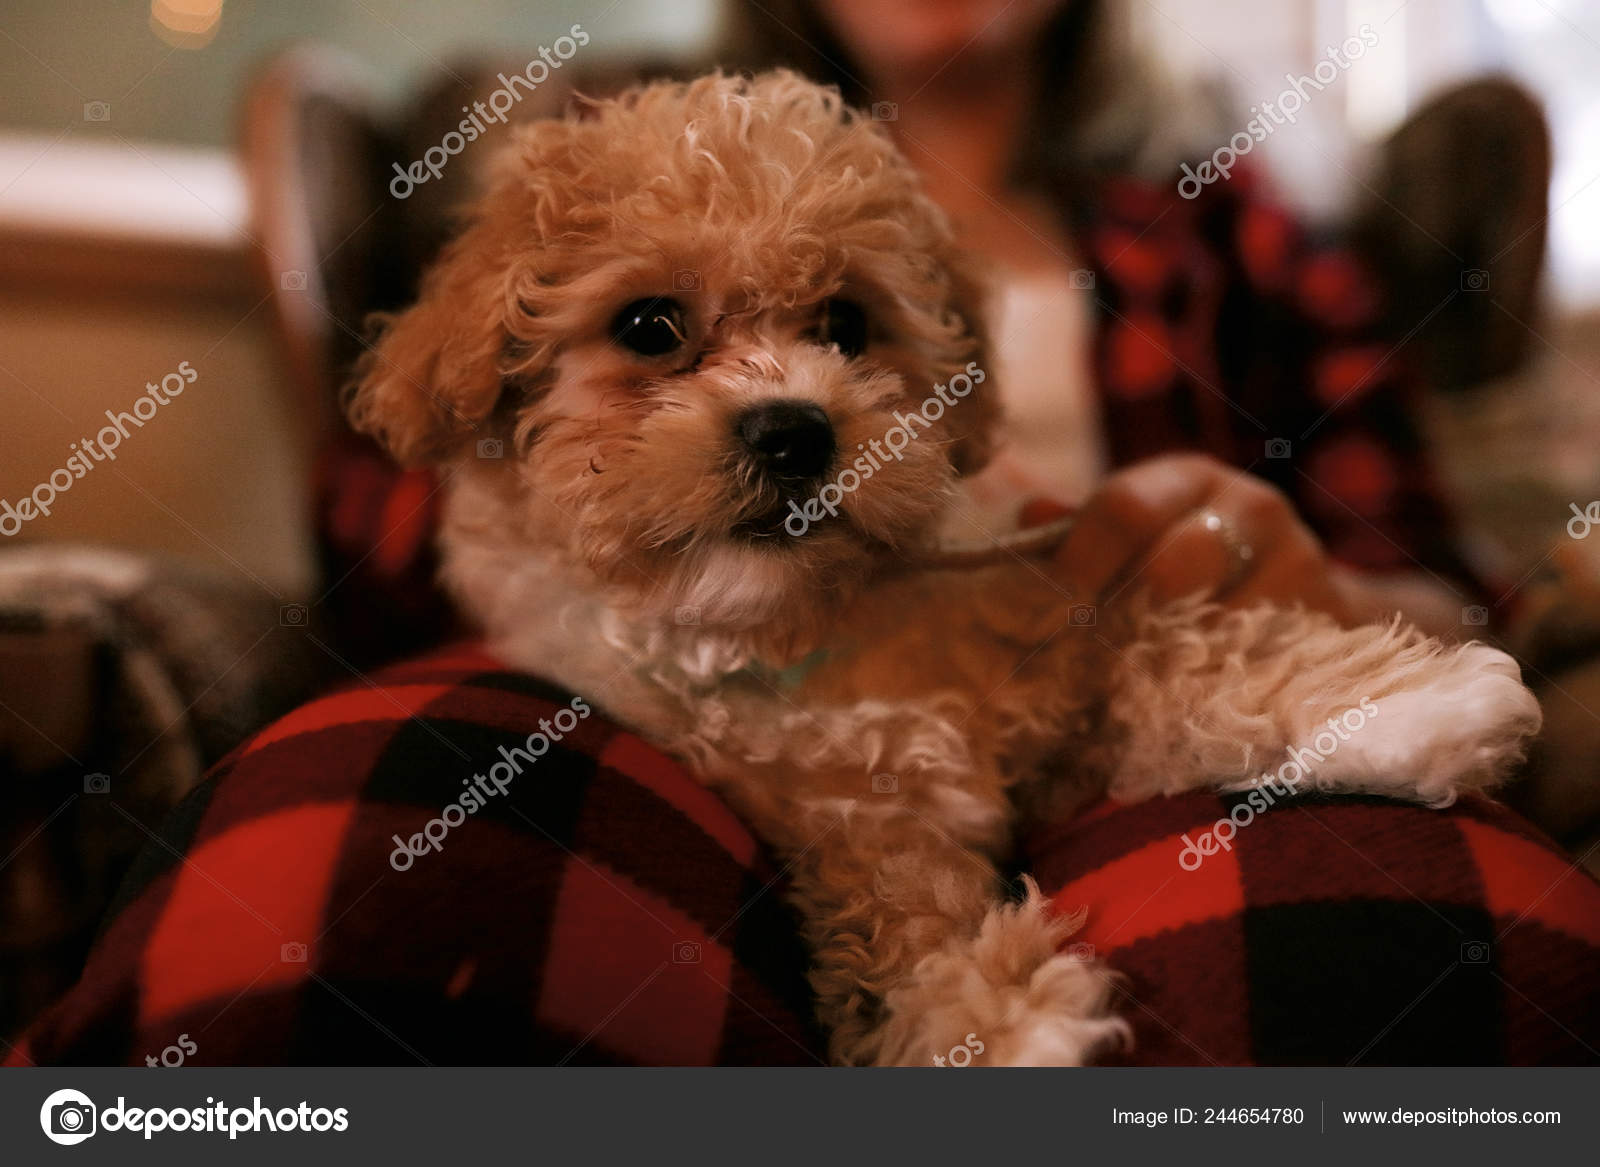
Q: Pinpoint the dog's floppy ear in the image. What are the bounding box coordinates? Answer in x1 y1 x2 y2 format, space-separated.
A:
345 220 511 467
346 109 594 467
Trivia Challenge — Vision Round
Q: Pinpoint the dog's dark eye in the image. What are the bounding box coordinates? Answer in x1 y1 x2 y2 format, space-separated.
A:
611 298 688 357
817 299 868 357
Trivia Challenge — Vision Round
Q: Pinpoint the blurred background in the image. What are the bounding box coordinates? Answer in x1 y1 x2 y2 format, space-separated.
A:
4 0 1600 1039
2 0 1598 593
0 0 718 596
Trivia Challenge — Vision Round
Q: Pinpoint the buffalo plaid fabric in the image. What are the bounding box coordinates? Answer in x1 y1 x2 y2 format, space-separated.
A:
13 650 1597 1067
314 432 461 669
1031 790 1600 1066
15 646 1600 1062
6 645 824 1067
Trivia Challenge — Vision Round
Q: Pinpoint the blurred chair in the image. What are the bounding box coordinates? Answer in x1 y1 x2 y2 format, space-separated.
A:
1353 77 1553 394
239 45 409 443
238 47 681 441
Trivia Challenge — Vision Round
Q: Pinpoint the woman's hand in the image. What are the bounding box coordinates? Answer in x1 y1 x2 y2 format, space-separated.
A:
1046 454 1354 622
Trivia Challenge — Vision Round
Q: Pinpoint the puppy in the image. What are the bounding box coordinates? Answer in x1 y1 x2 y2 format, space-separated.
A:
349 71 1543 1065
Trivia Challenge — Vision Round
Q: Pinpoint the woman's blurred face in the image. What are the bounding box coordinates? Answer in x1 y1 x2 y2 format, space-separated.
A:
814 0 1070 80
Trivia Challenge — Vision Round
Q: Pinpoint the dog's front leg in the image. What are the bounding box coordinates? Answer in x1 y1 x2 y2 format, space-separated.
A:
778 797 1125 1067
780 797 996 1065
1100 598 1543 805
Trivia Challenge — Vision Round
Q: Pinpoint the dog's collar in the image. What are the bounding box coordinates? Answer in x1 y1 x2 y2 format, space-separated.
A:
735 647 832 693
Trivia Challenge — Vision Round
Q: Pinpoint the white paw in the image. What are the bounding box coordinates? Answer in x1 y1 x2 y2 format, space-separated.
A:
1302 643 1541 804
979 952 1132 1067
874 883 1129 1067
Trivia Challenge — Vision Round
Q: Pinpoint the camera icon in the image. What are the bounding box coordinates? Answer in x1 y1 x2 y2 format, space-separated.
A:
1461 605 1489 626
47 1096 96 1143
870 101 899 122
1460 940 1490 964
1069 604 1097 627
1265 438 1292 459
674 605 700 625
1066 942 1095 961
1460 268 1490 292
83 772 111 794
673 940 701 963
672 268 701 291
1069 268 1095 290
83 101 111 122
476 437 504 459
280 941 308 963
871 772 899 794
279 602 308 627
280 270 307 291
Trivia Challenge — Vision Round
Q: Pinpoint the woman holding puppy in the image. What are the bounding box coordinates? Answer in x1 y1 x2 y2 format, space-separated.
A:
723 0 1475 637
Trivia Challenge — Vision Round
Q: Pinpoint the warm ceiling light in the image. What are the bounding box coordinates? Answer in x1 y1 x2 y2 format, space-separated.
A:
150 0 223 49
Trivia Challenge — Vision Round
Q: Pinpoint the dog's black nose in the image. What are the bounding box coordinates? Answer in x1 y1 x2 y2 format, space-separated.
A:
736 401 835 481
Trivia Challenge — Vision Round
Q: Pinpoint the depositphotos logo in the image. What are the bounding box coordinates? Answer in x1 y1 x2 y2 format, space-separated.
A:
39 1088 349 1142
41 1089 96 1145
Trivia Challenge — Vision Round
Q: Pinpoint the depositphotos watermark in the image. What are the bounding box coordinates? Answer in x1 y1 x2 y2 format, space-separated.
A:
1567 500 1600 539
2 361 198 536
389 24 589 199
1178 698 1378 870
932 1032 986 1067
784 362 986 537
389 696 591 870
1178 24 1378 199
145 1033 197 1068
39 1089 348 1145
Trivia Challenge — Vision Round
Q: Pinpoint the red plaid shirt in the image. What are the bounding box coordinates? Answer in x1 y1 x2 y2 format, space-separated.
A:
1070 170 1474 592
